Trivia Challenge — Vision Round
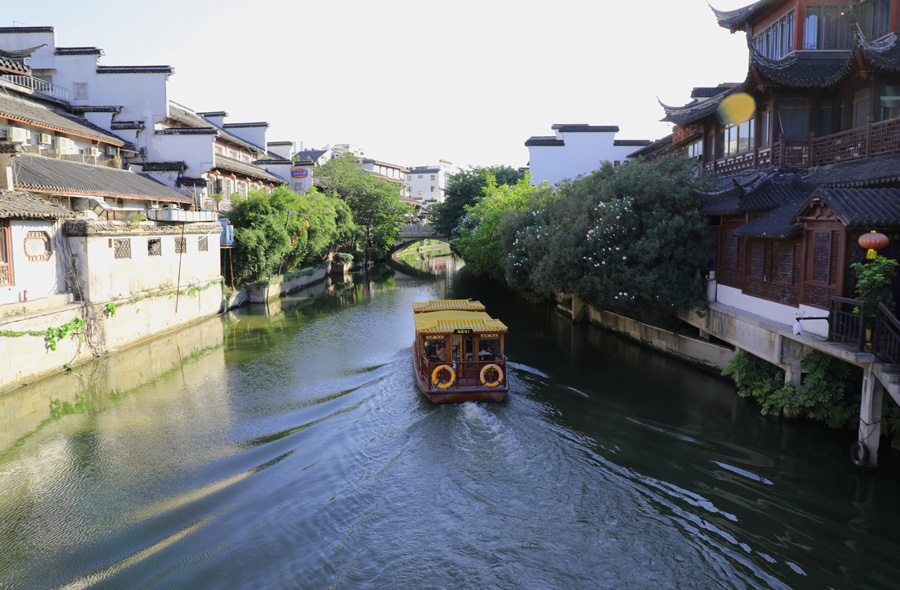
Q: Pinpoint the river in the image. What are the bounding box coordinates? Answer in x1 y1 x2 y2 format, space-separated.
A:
2 258 900 589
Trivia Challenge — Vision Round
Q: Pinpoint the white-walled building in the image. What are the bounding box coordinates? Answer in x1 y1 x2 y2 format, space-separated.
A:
524 124 651 185
407 160 452 205
0 26 292 214
360 158 409 199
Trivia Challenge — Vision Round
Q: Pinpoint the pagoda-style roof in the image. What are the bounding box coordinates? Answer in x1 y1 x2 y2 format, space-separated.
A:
712 0 782 31
797 188 900 229
0 49 30 75
699 170 816 215
749 45 855 88
660 85 742 126
858 31 900 72
524 136 565 147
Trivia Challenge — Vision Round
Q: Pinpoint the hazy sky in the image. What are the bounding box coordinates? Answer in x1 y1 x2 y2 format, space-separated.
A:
8 0 755 169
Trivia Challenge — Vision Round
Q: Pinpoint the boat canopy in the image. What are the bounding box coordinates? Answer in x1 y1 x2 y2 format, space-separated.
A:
412 299 486 313
413 309 508 334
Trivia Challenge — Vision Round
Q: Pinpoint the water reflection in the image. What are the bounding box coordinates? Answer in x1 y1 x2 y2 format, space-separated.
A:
0 316 226 456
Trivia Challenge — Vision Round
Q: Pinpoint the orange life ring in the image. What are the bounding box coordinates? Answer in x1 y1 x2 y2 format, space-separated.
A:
479 364 503 388
432 364 455 389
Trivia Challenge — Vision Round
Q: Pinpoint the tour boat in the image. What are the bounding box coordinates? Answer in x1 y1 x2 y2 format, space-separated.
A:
412 299 509 403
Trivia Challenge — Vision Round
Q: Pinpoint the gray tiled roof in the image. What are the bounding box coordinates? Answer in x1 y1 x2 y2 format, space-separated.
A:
408 166 440 173
294 149 327 163
0 50 29 74
223 122 268 128
0 189 76 219
551 124 619 133
214 154 285 184
858 32 900 72
55 47 103 56
155 127 217 135
140 162 186 172
0 91 127 146
700 170 816 215
0 27 54 34
97 65 174 75
803 153 900 188
800 188 900 229
730 196 806 239
614 139 651 147
12 153 191 203
525 136 564 147
750 46 854 88
711 0 781 30
68 105 121 114
110 121 144 130
661 86 741 126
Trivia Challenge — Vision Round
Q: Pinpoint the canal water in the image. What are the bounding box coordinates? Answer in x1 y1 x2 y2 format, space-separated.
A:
2 259 900 589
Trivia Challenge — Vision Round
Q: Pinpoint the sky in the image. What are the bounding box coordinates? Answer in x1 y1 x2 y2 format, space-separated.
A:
7 0 756 170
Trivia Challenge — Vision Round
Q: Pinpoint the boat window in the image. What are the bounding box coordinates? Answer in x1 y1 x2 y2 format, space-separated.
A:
478 338 500 361
452 336 461 362
424 339 447 362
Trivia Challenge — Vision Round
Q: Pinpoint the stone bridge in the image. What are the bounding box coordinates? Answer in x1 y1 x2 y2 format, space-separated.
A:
390 224 447 253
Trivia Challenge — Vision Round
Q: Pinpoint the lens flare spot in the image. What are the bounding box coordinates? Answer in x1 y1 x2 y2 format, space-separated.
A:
717 93 756 126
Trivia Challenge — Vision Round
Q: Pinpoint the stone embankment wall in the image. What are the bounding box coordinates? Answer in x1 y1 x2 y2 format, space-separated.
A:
0 278 224 393
561 295 736 372
0 314 225 452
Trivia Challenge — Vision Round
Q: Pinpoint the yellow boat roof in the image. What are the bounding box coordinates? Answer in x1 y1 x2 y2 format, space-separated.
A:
414 309 508 334
412 299 486 313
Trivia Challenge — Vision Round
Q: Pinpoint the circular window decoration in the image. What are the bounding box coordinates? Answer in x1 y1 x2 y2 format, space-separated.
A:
24 231 51 261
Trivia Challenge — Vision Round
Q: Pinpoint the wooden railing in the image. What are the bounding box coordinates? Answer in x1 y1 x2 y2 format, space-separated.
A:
829 297 900 364
709 114 900 171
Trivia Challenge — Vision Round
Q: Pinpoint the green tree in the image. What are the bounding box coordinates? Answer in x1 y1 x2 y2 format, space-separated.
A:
315 153 410 258
452 175 553 278
503 156 714 324
226 186 356 284
431 165 524 238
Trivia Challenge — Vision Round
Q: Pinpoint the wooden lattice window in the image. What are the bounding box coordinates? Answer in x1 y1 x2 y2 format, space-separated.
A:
148 238 162 256
812 232 831 283
198 236 208 252
113 238 131 259
175 237 186 254
743 239 802 307
0 219 12 287
24 231 51 262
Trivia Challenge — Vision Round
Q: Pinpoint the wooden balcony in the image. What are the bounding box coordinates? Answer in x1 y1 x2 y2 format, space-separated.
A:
706 115 900 173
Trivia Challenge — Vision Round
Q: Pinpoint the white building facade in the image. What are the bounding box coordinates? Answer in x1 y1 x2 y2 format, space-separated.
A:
525 124 651 186
407 160 452 205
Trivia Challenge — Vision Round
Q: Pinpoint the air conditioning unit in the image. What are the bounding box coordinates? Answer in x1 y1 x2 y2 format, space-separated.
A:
10 127 27 142
39 133 52 145
106 145 117 156
57 137 71 150
90 147 101 157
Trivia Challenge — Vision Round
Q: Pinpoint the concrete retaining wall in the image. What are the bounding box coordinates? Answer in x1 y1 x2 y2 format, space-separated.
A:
575 303 736 372
249 267 328 303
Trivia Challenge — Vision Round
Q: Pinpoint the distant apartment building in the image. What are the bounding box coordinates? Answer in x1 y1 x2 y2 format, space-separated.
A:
360 158 409 199
407 160 452 205
524 124 650 185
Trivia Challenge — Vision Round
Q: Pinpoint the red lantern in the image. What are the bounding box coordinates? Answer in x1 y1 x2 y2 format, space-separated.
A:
858 230 889 260
296 230 301 237
290 237 294 245
303 219 310 229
